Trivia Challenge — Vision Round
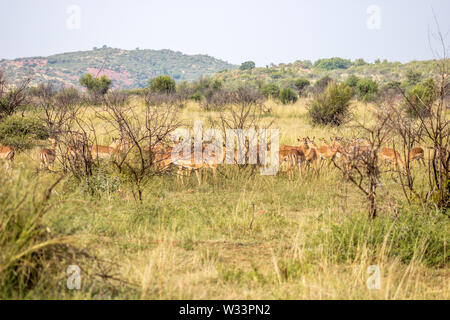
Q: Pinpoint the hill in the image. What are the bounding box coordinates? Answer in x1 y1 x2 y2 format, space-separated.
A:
0 47 237 89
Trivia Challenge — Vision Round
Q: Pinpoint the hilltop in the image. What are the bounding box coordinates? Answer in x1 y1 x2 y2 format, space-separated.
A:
0 47 237 89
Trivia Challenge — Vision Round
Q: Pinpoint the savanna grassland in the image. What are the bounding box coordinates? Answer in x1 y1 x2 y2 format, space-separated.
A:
1 97 448 300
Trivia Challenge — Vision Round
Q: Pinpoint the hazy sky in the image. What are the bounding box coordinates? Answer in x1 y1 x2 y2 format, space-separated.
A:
1 0 449 66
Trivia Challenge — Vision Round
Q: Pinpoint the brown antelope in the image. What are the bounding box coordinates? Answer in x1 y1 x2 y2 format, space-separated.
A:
0 145 15 169
91 138 124 161
409 147 425 166
380 146 404 170
297 137 318 172
279 148 299 179
279 145 305 176
40 138 57 170
316 138 338 167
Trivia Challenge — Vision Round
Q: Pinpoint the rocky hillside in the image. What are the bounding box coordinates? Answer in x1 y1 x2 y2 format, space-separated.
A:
0 47 237 89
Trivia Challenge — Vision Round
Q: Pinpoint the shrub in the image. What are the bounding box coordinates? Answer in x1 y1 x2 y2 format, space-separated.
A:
307 82 353 126
294 79 310 96
405 78 437 117
79 74 112 96
260 83 280 99
148 75 176 94
355 78 379 102
279 88 298 105
345 74 360 89
0 116 49 150
313 76 334 94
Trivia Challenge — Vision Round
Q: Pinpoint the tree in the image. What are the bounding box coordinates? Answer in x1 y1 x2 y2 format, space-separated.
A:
239 61 256 71
279 88 298 105
148 75 176 94
313 57 352 70
79 74 112 96
356 78 379 102
294 79 310 96
260 83 280 99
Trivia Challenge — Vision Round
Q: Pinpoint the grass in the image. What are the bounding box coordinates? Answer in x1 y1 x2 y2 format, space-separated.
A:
0 98 448 299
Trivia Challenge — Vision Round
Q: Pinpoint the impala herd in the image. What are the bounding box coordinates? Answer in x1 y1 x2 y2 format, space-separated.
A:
0 133 431 183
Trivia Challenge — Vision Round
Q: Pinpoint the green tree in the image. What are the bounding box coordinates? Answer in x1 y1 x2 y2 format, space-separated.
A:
405 78 436 117
79 74 112 95
239 61 256 71
308 82 353 126
294 79 310 96
279 88 298 105
313 57 352 70
148 75 176 94
260 83 280 99
355 78 378 102
0 116 49 151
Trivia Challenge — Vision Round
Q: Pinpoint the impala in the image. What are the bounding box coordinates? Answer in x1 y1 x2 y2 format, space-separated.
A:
0 145 15 169
40 138 57 170
380 146 404 170
297 137 318 172
409 147 425 166
91 138 124 160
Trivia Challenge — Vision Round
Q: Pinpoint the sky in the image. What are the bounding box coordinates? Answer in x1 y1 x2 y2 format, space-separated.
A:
0 0 449 66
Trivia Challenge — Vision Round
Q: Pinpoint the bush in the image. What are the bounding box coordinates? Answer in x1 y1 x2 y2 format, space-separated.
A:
405 78 437 117
345 74 360 89
294 79 310 96
307 82 353 126
260 83 280 99
279 88 298 105
79 74 112 96
0 116 49 150
355 78 379 102
313 76 334 94
148 75 176 94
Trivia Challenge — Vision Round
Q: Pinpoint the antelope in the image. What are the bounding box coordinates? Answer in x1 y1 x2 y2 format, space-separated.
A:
279 145 305 176
172 141 204 185
279 148 299 179
316 138 338 167
40 138 57 170
409 147 425 166
0 145 14 170
297 137 318 173
91 138 124 161
380 146 404 170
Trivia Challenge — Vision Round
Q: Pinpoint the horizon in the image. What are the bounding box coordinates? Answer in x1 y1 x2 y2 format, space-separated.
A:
1 0 449 66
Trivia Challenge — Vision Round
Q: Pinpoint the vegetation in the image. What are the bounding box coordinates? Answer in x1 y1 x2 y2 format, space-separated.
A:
279 87 298 105
355 78 379 102
308 82 353 126
260 83 280 99
0 116 49 150
239 61 256 71
148 75 176 94
79 74 112 96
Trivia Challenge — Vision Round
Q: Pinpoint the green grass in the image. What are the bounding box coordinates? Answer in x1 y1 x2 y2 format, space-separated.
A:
0 99 448 299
